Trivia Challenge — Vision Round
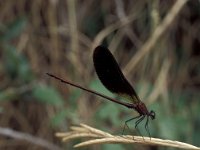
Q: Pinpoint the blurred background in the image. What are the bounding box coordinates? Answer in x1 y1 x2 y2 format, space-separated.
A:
0 0 200 149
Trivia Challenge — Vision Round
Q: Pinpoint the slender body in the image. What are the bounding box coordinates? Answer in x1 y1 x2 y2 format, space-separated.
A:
47 45 155 137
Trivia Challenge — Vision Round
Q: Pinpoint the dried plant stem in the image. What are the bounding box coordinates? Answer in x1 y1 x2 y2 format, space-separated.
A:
55 123 200 149
124 0 188 75
0 126 62 150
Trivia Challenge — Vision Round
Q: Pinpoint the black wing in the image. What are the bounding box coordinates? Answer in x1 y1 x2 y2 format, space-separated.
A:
93 46 140 104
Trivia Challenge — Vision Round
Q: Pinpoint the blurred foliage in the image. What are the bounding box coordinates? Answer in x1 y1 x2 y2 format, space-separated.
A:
0 17 27 41
32 85 64 105
3 44 33 81
0 0 200 150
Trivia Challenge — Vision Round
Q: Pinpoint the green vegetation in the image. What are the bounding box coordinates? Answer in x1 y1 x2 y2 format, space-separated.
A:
0 0 199 149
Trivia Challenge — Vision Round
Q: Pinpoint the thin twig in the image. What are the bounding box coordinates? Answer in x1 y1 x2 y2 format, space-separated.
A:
55 123 200 149
124 0 188 75
91 11 138 51
0 126 62 150
114 0 142 48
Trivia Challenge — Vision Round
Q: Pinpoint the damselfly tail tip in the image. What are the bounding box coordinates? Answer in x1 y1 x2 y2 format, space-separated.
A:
46 72 52 77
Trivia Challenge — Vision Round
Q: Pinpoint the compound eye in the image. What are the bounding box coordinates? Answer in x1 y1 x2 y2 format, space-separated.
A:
150 110 155 120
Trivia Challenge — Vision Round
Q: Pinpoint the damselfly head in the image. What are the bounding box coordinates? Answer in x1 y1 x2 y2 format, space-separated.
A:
149 110 155 120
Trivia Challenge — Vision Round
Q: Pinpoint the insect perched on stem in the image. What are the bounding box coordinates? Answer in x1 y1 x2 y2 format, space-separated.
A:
47 45 155 138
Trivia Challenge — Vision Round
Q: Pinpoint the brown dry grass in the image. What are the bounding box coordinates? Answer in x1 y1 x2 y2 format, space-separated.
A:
56 123 200 149
1 0 200 149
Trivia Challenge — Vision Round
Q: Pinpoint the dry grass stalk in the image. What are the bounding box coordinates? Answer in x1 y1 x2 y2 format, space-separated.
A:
55 123 200 149
124 0 188 75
